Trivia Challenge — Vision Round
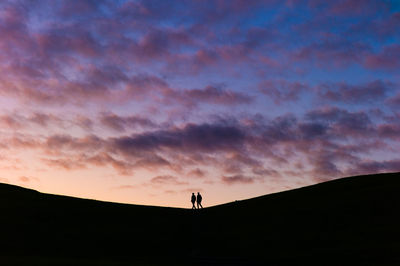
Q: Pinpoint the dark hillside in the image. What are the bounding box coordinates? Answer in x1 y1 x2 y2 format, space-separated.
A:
199 172 400 265
0 184 192 265
1 172 400 265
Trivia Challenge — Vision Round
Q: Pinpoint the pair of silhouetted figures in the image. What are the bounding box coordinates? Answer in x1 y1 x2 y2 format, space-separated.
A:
191 192 203 209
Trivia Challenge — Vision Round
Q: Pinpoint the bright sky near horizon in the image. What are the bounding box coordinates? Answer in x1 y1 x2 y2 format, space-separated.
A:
0 0 399 208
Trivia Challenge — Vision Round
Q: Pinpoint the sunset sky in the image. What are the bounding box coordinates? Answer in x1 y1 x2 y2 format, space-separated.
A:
0 0 399 208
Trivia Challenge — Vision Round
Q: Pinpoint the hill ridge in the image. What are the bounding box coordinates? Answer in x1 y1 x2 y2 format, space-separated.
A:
2 171 398 209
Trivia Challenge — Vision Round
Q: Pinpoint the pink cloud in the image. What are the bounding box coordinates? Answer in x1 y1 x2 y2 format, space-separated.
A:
386 93 400 107
259 80 308 104
364 44 400 70
294 40 370 68
316 80 391 103
112 185 137 190
74 115 94 131
0 114 23 129
348 159 400 176
327 0 388 16
85 152 134 175
42 158 87 171
18 176 40 183
0 106 396 184
133 155 171 170
377 124 400 140
188 168 206 178
44 135 102 152
100 112 156 132
222 174 254 184
182 85 252 106
9 136 40 149
150 175 188 185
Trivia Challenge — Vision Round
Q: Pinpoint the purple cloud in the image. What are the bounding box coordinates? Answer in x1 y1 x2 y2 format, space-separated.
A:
259 80 308 104
110 123 246 156
100 113 156 132
364 45 400 70
222 174 254 185
151 175 187 185
386 93 400 107
349 159 400 176
183 85 252 105
317 80 391 103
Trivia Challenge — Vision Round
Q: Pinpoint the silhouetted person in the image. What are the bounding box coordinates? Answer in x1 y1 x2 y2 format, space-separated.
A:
191 193 196 209
196 192 203 209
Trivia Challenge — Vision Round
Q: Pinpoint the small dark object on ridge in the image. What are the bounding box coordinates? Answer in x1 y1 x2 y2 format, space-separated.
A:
191 192 196 209
196 192 203 209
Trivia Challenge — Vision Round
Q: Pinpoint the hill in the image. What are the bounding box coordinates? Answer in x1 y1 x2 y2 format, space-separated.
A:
1 172 400 265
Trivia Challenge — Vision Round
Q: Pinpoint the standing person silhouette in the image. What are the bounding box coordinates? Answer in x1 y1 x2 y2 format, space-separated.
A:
196 192 203 209
191 193 196 209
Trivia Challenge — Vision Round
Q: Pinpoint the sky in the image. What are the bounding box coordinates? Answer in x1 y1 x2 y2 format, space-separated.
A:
0 0 399 208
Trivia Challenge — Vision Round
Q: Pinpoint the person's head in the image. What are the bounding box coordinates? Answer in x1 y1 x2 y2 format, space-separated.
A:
192 192 194 195
197 192 200 195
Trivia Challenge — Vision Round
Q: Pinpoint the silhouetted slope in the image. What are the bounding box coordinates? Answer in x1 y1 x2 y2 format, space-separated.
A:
1 172 400 265
0 183 191 264
199 172 400 265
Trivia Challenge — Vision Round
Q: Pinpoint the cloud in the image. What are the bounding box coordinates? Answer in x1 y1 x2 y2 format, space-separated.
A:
42 158 87 170
326 0 390 16
150 175 187 185
349 159 400 176
364 44 400 70
222 174 254 184
74 115 94 131
0 105 396 187
100 112 156 132
110 122 246 156
259 114 298 143
133 155 171 170
293 40 371 67
85 153 134 175
220 152 263 175
4 102 395 182
58 0 103 17
111 185 137 190
188 168 206 178
0 114 23 129
18 176 39 183
180 188 203 193
377 124 400 140
258 80 308 104
305 107 373 138
309 153 343 177
44 135 102 152
182 85 252 105
379 11 400 36
0 112 84 131
316 80 391 103
386 92 400 107
9 136 40 149
28 113 61 127
297 122 328 140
